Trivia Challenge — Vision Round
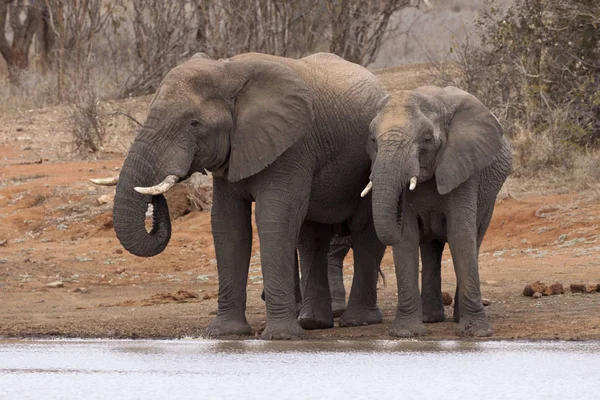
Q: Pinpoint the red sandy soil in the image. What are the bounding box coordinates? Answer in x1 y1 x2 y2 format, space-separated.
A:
0 65 598 341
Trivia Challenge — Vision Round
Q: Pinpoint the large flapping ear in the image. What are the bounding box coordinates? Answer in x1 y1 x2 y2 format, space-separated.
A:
432 86 504 195
225 59 314 182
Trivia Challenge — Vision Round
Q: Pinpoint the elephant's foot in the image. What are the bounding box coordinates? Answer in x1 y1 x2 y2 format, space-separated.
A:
389 317 427 338
338 305 382 327
331 298 346 318
455 316 493 337
204 315 252 338
298 303 334 330
422 306 446 323
261 319 305 340
422 297 446 323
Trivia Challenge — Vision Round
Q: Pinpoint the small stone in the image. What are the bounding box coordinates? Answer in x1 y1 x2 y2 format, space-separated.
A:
570 284 587 294
97 195 111 205
73 287 88 294
549 282 564 295
46 281 64 288
587 285 597 294
523 284 534 296
115 249 123 254
482 298 492 306
531 281 552 296
532 292 543 298
115 267 125 274
442 291 453 306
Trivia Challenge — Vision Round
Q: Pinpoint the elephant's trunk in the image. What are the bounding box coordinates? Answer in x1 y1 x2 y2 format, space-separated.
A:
371 148 418 246
113 139 172 257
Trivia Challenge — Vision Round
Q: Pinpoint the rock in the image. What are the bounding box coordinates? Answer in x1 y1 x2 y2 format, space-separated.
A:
442 291 453 306
482 298 492 306
115 267 125 274
46 281 64 288
587 285 597 294
97 194 112 205
73 287 89 294
597 284 600 292
115 249 123 254
531 281 552 296
532 292 543 299
570 284 587 294
523 284 535 296
550 282 564 295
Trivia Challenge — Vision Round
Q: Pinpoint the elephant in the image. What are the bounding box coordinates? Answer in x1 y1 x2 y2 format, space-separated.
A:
110 52 387 339
260 233 351 317
363 86 512 337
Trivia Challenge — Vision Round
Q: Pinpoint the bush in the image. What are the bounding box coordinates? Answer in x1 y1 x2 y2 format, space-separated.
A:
69 91 107 154
431 0 600 174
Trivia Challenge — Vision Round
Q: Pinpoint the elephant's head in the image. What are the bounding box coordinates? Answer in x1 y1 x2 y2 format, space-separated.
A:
113 53 314 257
365 86 504 245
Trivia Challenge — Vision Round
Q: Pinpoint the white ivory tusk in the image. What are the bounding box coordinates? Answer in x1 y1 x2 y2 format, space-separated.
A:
134 175 179 195
409 176 417 191
360 181 373 197
90 176 119 186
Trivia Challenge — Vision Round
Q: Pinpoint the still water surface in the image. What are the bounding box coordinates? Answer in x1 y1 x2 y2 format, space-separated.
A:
1 339 599 399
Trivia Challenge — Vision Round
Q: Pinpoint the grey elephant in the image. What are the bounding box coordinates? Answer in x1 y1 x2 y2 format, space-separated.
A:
110 52 387 339
260 233 351 317
363 86 512 337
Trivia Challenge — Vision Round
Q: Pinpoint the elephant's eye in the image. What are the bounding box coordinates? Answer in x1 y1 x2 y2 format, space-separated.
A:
190 120 201 128
423 136 433 143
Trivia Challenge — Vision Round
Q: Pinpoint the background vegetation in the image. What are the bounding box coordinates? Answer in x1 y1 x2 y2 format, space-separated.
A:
1 0 599 180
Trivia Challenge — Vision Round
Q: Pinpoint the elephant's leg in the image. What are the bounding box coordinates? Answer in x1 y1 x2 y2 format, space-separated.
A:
261 251 302 315
328 234 351 318
389 216 427 337
447 198 492 337
339 215 385 327
205 181 253 337
420 240 446 323
297 222 335 329
255 191 308 340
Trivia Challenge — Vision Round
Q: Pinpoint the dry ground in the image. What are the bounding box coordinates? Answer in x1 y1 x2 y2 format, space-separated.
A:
0 65 599 341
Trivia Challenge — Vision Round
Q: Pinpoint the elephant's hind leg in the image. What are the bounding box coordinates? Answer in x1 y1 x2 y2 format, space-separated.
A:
339 212 385 328
328 234 351 318
297 221 335 330
420 240 446 323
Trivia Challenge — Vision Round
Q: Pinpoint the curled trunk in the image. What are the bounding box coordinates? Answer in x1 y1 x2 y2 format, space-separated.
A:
113 140 172 257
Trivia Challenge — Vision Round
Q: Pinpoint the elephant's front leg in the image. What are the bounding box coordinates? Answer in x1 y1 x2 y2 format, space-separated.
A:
389 215 427 337
339 211 386 327
297 221 335 330
447 194 493 337
205 180 253 337
255 192 309 340
420 240 446 323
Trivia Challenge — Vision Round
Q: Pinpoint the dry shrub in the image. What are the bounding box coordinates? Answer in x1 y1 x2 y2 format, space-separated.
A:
69 91 108 154
430 0 600 180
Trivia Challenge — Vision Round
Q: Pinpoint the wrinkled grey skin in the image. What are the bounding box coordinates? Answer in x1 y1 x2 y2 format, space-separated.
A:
112 52 386 339
261 234 350 317
368 86 512 337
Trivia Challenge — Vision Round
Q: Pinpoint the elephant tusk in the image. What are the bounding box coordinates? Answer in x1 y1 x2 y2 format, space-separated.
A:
90 176 119 186
360 181 373 197
409 176 417 191
134 175 179 195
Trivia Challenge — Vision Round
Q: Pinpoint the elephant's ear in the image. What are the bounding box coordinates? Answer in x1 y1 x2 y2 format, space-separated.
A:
435 87 504 195
226 60 314 182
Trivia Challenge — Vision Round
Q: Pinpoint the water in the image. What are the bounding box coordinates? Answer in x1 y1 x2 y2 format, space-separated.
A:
1 339 598 400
